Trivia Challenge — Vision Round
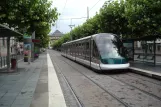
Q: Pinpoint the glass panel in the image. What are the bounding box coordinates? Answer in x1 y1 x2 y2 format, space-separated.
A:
97 38 121 59
94 34 127 64
92 41 100 64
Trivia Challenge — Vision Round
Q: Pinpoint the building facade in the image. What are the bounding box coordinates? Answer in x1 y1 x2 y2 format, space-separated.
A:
49 30 63 48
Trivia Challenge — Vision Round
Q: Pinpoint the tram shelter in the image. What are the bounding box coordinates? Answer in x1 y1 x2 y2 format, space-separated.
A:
0 24 23 72
122 33 161 66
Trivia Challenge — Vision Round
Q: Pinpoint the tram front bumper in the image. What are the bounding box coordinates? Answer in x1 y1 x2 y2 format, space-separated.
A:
100 63 130 70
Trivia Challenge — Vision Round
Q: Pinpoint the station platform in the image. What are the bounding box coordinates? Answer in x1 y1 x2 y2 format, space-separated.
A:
129 61 161 80
0 52 66 107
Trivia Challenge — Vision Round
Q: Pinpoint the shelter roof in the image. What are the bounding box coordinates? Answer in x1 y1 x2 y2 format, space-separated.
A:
0 24 23 37
123 33 161 41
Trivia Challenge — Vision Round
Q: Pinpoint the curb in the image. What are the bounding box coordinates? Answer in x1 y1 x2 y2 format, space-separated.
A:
129 67 161 80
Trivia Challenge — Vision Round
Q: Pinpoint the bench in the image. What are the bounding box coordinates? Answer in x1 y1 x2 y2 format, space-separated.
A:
137 54 154 60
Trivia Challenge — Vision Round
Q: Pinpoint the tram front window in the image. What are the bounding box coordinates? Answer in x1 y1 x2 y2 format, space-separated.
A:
96 35 127 64
98 40 121 57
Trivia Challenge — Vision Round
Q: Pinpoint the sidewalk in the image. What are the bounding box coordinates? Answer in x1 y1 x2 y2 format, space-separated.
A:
129 61 161 80
0 53 45 107
0 52 67 107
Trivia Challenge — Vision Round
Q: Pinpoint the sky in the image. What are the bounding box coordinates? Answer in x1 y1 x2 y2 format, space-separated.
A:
50 0 106 34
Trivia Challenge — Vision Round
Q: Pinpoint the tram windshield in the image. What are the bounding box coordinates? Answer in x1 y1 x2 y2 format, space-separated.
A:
95 34 127 64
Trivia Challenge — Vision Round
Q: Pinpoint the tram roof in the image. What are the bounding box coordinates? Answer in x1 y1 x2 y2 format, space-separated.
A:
63 35 93 45
63 33 116 45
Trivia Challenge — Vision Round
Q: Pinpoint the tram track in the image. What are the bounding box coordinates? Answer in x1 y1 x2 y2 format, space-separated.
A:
60 56 161 106
108 74 161 101
50 54 84 107
60 54 161 101
52 54 131 107
49 50 161 107
125 73 161 86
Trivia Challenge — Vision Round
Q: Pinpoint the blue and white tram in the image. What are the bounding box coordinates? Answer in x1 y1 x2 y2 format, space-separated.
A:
61 33 129 71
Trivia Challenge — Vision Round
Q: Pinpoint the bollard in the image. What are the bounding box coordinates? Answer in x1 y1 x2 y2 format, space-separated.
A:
24 54 28 62
11 58 16 69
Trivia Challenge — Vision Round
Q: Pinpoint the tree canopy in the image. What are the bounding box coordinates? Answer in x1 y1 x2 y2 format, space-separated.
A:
0 0 59 47
52 0 161 49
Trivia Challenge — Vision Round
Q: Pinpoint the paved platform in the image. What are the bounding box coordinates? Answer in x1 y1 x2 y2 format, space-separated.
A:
129 61 161 80
0 52 66 107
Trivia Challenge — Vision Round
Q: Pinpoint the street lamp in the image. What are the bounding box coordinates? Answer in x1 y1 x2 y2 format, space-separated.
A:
69 24 75 41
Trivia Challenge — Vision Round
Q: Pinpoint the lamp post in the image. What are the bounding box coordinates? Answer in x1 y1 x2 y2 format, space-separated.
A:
69 25 75 41
69 18 75 41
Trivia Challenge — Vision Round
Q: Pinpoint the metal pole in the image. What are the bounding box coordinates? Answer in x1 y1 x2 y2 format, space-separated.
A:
7 37 10 72
69 19 75 41
16 39 18 72
31 31 35 62
154 39 156 66
87 7 89 20
132 40 135 61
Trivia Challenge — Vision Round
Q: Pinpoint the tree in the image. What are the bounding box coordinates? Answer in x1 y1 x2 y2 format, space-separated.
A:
99 0 130 37
0 0 59 47
124 0 161 37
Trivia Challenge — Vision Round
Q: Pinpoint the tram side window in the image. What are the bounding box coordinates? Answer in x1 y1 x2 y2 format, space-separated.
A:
81 43 83 56
93 41 99 59
75 44 77 56
77 43 79 56
67 45 70 54
73 43 75 55
85 42 90 60
64 45 66 53
73 44 75 55
67 45 69 54
71 44 72 54
82 42 85 59
79 43 81 56
71 44 73 55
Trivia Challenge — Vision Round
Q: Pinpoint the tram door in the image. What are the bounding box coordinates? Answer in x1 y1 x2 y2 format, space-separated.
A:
91 40 100 70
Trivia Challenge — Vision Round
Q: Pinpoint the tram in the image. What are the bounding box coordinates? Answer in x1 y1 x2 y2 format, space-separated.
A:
61 33 129 71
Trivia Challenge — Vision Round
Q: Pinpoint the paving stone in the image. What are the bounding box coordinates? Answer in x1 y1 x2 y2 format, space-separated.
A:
0 92 6 98
0 96 15 106
11 98 32 107
0 54 44 107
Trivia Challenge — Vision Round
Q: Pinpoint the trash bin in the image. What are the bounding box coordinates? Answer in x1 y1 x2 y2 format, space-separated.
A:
11 58 16 69
24 54 28 62
34 53 39 58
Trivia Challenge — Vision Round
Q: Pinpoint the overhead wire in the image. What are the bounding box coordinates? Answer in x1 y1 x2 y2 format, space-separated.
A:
56 0 103 30
89 0 102 11
59 0 103 21
61 0 68 15
82 0 102 19
56 0 68 28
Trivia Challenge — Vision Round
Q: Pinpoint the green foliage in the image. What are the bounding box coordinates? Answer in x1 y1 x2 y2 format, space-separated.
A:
124 0 161 36
0 0 59 47
53 0 161 49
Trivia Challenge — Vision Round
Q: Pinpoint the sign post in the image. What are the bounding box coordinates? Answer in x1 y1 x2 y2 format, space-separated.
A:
23 34 31 63
31 31 35 62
